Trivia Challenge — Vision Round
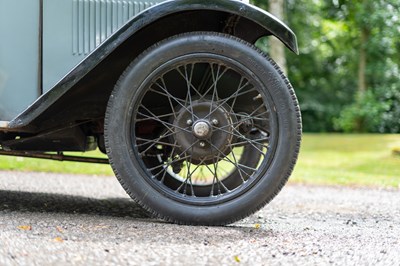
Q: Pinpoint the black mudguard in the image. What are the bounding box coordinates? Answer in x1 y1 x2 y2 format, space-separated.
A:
8 0 298 130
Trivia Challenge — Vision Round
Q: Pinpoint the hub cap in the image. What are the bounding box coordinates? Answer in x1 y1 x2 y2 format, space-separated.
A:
173 100 236 165
192 121 211 139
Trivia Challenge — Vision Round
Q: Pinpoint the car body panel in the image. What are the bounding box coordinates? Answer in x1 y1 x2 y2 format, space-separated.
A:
0 0 41 121
43 0 162 92
0 0 298 131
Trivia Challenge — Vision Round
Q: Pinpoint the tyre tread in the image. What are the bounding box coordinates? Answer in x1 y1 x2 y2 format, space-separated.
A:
105 32 302 226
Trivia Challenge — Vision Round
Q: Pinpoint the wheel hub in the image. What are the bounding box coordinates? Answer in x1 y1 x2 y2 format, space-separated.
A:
192 120 212 139
173 100 236 165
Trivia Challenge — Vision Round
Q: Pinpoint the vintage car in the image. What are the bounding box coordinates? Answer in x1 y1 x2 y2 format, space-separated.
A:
0 0 301 225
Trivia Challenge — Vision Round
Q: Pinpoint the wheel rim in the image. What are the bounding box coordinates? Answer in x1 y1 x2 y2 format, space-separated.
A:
130 54 278 205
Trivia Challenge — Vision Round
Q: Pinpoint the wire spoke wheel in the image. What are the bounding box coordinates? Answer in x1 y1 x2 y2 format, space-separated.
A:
136 59 271 200
105 32 301 225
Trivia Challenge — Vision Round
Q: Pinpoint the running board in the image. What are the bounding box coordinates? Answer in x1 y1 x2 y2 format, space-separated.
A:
0 150 109 164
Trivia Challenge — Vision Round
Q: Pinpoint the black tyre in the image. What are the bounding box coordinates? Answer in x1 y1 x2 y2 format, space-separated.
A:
105 32 301 225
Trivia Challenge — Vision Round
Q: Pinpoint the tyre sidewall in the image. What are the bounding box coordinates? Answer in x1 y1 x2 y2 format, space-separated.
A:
105 33 300 225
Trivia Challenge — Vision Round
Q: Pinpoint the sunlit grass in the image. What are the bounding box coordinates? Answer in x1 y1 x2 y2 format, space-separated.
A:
0 134 399 188
0 150 113 176
167 147 246 185
290 134 400 188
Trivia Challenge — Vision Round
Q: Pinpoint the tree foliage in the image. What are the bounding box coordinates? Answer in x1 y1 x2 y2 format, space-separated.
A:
251 0 400 132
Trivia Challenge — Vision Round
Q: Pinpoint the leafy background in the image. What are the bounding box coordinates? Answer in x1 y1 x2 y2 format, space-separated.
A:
252 0 400 133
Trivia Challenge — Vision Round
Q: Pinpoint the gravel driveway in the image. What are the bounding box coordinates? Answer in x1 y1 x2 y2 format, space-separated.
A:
0 171 399 265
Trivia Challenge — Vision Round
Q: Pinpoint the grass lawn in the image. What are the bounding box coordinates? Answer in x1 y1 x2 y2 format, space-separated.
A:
0 150 113 176
0 134 399 188
290 134 400 188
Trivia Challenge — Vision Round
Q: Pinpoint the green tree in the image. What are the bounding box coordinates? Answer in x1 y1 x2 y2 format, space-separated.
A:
268 0 287 73
332 0 400 132
252 0 400 133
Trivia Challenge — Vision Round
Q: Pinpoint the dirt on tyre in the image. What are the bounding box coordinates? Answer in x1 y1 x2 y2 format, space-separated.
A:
104 32 301 225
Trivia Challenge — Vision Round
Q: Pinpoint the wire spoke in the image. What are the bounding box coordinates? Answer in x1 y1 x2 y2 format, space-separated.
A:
229 149 246 183
220 157 253 179
204 79 255 120
209 154 220 196
231 138 270 147
200 63 229 100
148 86 186 105
176 65 203 98
149 139 200 176
136 138 179 148
136 130 177 146
214 123 267 156
160 77 179 119
160 140 179 184
223 110 270 123
213 153 222 195
216 109 270 134
149 154 191 175
176 156 207 195
205 86 257 120
207 141 254 180
183 64 197 124
138 107 190 134
229 76 246 114
197 64 212 94
206 147 228 196
137 137 180 157
231 127 266 156
186 156 197 197
204 163 230 194
182 156 192 195
234 162 258 172
216 102 268 131
152 80 198 120
210 64 222 106
136 112 176 122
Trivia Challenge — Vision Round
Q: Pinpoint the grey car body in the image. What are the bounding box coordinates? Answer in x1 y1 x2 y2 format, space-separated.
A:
0 0 301 225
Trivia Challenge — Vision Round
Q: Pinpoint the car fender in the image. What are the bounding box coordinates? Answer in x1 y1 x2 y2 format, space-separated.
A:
8 0 298 130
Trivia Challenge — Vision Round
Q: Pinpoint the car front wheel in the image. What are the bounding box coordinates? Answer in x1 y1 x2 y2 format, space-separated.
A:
105 32 301 225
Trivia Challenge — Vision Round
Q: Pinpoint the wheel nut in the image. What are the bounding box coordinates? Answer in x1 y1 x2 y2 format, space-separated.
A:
199 141 206 148
186 119 193 126
212 119 219 126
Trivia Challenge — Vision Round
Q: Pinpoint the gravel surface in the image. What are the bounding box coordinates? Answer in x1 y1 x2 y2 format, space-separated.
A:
0 170 399 265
